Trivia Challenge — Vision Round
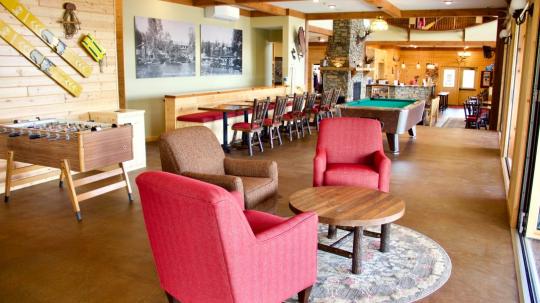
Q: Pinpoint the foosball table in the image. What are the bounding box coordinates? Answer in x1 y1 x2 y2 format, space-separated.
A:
0 119 134 221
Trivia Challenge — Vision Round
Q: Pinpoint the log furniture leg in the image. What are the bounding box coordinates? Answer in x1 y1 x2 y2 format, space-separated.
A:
61 159 81 221
380 223 391 252
4 151 14 203
298 286 313 303
352 226 363 274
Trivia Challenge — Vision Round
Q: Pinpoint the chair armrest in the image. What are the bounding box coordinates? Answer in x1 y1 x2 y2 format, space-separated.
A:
224 158 278 181
255 212 318 243
181 171 244 193
373 150 391 193
313 148 327 187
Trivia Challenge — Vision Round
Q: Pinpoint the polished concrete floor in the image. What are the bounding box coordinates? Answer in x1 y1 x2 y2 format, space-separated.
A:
0 126 517 302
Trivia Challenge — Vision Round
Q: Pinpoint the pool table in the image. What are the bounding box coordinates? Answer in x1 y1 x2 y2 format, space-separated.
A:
338 98 426 154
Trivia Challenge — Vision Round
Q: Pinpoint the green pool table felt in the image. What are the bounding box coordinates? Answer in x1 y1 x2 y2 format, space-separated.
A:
346 98 417 109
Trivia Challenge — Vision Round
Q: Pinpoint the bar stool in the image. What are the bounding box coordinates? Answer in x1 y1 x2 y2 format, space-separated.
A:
231 98 270 156
263 96 288 148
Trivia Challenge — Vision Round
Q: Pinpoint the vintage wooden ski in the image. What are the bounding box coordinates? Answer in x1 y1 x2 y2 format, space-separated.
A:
0 20 83 97
0 0 93 77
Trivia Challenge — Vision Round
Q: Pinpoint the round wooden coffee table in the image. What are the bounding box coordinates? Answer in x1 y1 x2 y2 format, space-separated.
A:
289 186 405 274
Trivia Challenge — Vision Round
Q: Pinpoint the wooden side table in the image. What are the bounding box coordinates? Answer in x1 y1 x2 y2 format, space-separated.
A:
289 186 405 274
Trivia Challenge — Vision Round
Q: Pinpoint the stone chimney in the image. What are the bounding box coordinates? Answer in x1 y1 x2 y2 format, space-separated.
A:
321 19 366 101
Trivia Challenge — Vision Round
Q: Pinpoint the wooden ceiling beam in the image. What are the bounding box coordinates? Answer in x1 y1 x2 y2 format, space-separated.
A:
193 0 306 17
306 8 506 20
366 40 496 48
309 25 332 36
363 0 402 18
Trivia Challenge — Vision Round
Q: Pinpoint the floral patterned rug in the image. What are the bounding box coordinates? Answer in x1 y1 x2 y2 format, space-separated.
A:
287 224 451 303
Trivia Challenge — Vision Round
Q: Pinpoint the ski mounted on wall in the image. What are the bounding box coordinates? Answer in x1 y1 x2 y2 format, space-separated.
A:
0 0 93 78
0 20 83 97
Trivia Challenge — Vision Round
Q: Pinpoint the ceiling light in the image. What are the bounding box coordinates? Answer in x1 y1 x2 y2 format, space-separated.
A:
313 0 319 2
409 44 418 48
328 4 336 9
426 63 436 70
458 51 471 58
370 16 388 31
443 0 453 5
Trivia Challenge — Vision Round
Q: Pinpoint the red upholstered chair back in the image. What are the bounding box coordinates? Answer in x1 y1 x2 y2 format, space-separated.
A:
136 171 254 302
317 117 383 164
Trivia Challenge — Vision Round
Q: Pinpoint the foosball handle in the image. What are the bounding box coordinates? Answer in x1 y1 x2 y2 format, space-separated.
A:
75 211 82 221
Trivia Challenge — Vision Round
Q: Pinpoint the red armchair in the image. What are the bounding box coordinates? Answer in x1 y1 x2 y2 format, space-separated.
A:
313 117 391 192
136 171 318 303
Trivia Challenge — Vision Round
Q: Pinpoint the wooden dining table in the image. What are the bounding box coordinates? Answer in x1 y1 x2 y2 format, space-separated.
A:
197 104 251 153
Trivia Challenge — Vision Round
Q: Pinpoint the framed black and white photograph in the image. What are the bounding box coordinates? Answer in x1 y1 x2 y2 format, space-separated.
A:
200 25 242 76
134 16 195 78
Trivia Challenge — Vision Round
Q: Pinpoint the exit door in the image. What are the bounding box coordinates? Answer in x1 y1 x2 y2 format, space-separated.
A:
441 67 459 105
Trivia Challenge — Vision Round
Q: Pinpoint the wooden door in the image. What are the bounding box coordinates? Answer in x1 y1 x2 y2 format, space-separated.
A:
440 67 459 105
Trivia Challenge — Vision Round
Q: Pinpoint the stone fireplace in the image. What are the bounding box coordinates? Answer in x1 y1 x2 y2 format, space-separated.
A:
321 19 367 101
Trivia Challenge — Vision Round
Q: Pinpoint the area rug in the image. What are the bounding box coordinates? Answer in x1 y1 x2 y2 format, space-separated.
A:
287 224 452 303
440 117 465 128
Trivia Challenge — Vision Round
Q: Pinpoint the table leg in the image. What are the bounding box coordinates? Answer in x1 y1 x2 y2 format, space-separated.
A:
386 133 400 154
328 225 337 239
408 126 416 137
242 110 249 145
352 226 363 274
380 223 391 252
222 112 230 153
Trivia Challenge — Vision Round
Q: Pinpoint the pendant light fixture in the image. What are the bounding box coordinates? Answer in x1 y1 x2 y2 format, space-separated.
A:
416 62 421 69
371 16 388 31
401 62 406 69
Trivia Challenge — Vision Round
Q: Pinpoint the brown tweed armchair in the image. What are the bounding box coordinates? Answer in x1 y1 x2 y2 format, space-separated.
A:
159 126 278 210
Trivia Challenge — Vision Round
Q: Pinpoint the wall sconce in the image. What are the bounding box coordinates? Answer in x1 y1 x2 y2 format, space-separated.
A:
416 62 421 69
401 62 406 69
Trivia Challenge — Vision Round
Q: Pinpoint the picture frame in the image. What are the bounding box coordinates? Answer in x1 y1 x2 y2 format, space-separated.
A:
480 71 492 88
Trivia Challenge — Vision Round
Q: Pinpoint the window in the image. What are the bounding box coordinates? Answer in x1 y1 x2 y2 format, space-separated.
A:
443 69 455 87
461 69 476 89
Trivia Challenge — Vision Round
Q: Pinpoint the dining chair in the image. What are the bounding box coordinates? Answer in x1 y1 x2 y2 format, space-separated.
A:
315 90 334 130
231 98 270 156
263 96 288 148
463 101 480 129
301 92 318 135
283 93 305 141
328 88 341 118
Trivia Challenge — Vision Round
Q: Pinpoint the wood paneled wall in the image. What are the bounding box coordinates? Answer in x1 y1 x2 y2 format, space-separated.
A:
0 0 119 122
0 0 119 192
398 48 495 104
308 42 327 92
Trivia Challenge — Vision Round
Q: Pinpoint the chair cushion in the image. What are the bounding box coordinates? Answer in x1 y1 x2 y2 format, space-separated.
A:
323 163 379 188
244 210 286 235
240 176 278 209
232 122 260 131
263 118 273 126
177 111 223 123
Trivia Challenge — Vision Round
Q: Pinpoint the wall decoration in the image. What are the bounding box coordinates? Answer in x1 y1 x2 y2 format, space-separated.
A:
134 16 195 78
59 2 81 39
0 0 92 77
0 20 82 97
480 71 493 88
81 34 106 73
200 24 242 75
296 26 306 58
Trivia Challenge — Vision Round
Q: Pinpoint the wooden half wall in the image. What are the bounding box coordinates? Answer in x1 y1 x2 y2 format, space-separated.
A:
0 0 120 193
164 86 287 132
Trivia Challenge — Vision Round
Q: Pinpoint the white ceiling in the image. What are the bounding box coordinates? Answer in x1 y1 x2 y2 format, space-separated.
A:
273 0 507 13
273 1 378 13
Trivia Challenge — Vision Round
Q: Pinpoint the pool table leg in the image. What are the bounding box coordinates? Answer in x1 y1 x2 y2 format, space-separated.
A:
408 126 416 137
386 133 400 154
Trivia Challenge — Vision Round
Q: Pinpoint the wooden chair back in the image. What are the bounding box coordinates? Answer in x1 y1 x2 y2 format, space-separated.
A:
291 93 305 113
272 96 288 124
330 88 341 108
304 93 317 113
251 98 270 128
320 90 333 109
463 101 480 118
